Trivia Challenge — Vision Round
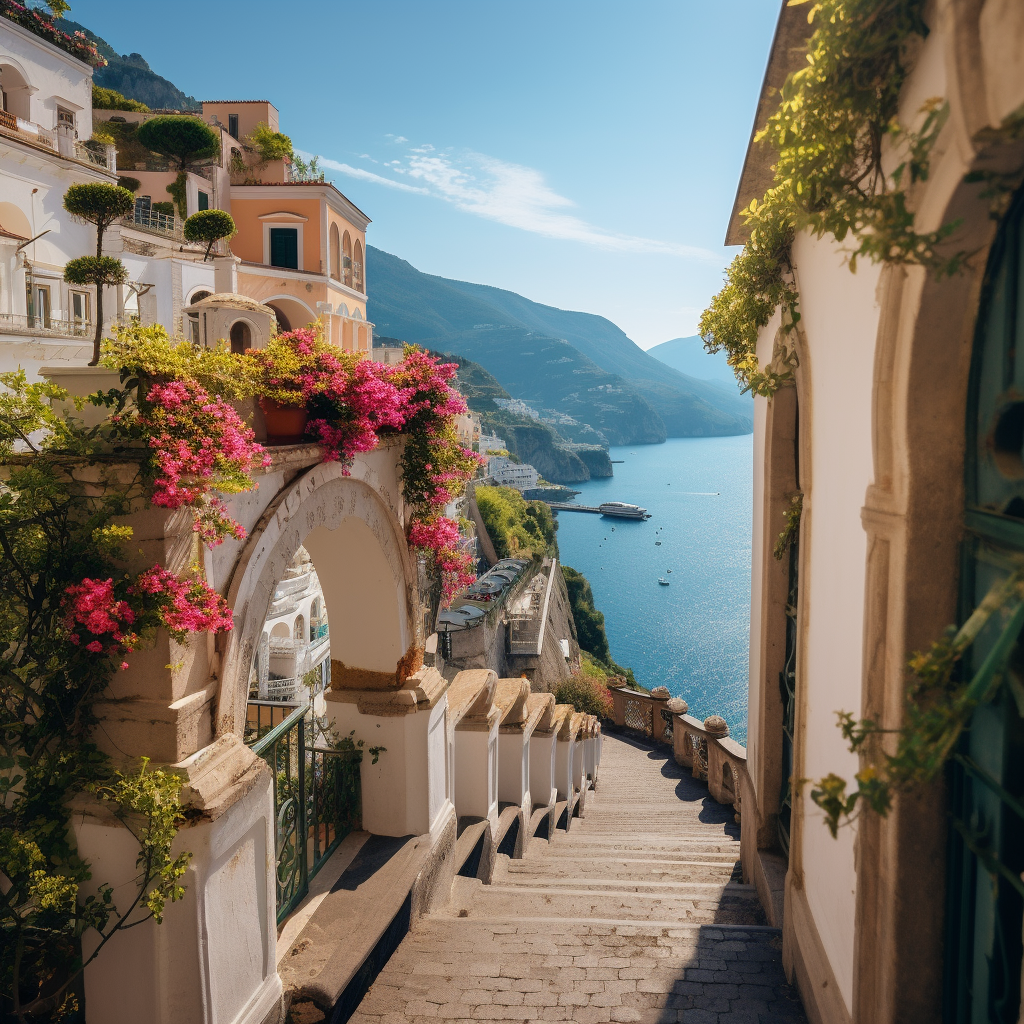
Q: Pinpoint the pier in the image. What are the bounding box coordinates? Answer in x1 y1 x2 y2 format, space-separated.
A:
543 501 650 519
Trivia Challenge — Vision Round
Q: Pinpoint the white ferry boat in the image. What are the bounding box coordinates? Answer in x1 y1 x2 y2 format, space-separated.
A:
598 501 650 520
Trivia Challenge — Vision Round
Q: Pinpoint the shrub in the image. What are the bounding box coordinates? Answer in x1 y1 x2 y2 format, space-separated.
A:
184 208 236 260
166 171 187 218
93 83 148 111
117 174 141 193
151 201 175 216
246 120 292 165
554 673 614 719
62 182 135 364
136 114 220 170
475 485 556 559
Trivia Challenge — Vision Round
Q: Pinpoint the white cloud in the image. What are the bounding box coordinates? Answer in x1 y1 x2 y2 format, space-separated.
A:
315 156 430 195
307 143 718 260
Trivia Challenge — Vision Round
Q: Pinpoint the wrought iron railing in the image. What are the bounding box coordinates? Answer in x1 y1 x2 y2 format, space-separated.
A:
624 696 653 737
124 207 184 240
247 700 361 922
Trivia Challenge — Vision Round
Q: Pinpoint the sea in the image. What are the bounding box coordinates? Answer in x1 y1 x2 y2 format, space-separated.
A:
553 435 753 743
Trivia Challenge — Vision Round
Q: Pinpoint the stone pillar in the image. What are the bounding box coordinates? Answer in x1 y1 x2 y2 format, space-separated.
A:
213 254 240 293
324 667 452 839
528 696 558 810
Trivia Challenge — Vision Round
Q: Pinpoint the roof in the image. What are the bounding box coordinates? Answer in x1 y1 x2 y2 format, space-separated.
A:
724 1 812 246
0 226 30 242
231 180 371 223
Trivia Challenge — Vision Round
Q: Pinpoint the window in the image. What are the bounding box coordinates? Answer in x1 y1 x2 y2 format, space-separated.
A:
330 224 340 281
197 191 209 211
70 291 90 324
228 114 238 139
26 283 50 328
56 107 75 129
229 320 251 354
269 227 299 269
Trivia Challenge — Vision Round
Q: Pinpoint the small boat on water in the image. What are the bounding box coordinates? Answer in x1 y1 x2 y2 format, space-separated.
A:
598 501 650 520
655 541 662 546
658 578 670 586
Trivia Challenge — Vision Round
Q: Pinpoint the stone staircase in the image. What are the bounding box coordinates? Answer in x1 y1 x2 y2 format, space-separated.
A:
349 732 807 1024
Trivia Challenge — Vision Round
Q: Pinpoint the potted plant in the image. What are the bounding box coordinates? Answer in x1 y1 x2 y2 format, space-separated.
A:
244 330 319 444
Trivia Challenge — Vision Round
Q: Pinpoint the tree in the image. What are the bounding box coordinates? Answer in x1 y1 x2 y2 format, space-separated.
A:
62 183 135 364
246 121 292 166
184 209 236 261
136 115 220 170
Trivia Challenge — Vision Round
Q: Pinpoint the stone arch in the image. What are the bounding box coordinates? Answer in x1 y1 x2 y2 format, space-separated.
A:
353 239 364 292
342 230 353 286
229 318 253 353
329 222 341 281
0 60 33 121
850 38 1024 1018
264 295 315 334
218 459 416 738
293 614 305 641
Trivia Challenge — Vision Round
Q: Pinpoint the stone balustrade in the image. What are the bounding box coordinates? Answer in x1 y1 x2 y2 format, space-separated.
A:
609 686 746 826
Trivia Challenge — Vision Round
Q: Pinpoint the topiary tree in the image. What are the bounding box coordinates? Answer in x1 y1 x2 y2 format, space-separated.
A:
62 183 135 364
136 115 220 171
184 209 236 261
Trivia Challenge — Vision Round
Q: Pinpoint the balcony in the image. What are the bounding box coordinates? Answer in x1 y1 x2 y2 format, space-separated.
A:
123 206 184 241
0 112 117 173
0 312 92 339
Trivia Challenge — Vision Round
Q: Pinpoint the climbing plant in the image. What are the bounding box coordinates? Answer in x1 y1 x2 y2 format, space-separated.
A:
699 0 962 395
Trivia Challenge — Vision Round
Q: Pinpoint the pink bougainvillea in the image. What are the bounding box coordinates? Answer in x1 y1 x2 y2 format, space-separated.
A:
132 565 233 640
139 379 270 545
61 577 138 659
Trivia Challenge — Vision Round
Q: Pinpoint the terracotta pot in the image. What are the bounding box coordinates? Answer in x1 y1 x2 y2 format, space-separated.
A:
258 397 308 444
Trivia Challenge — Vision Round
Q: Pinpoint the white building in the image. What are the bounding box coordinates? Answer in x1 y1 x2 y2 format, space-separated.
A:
477 431 506 455
487 455 538 491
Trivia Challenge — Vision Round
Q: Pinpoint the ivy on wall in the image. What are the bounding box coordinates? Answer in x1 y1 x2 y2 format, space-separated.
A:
699 0 961 396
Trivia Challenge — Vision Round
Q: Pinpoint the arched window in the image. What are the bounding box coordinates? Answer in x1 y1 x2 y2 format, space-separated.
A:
229 320 251 353
353 240 364 293
189 290 212 307
342 231 352 287
330 223 340 282
293 615 305 641
946 186 1024 1016
0 64 32 121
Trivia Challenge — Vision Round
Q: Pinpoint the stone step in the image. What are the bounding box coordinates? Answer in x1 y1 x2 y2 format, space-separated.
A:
538 839 741 860
446 877 766 926
502 860 741 884
491 875 746 894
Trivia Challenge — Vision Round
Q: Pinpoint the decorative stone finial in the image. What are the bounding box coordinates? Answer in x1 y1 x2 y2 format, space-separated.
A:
650 685 670 699
667 697 688 714
704 715 729 737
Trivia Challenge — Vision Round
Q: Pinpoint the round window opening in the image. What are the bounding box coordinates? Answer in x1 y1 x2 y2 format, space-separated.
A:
989 399 1024 480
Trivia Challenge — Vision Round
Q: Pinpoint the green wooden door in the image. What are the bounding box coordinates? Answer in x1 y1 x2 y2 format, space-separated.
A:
946 187 1024 1023
270 227 299 269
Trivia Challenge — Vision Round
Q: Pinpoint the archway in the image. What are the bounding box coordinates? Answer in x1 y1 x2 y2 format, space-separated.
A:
0 62 32 121
330 223 340 281
353 239 364 292
342 231 352 286
219 461 416 739
229 319 252 353
264 296 315 336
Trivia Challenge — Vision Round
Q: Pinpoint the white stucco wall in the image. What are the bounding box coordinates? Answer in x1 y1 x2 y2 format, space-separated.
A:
793 229 882 1011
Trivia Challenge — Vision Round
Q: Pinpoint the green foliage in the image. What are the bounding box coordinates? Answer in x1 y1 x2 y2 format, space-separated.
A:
62 182 134 232
136 114 219 169
166 171 188 219
95 118 152 172
554 671 613 719
246 121 292 166
810 568 1024 836
92 83 148 112
290 153 325 182
117 174 141 193
700 0 962 396
0 373 195 1016
474 485 557 560
150 200 175 216
773 493 803 561
184 209 236 260
63 255 128 288
561 564 610 664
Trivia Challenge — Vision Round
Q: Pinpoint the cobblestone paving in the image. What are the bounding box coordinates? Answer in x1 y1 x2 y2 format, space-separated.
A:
350 734 807 1024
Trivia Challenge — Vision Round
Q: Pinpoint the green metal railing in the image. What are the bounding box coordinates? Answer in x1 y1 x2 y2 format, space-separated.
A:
247 700 361 922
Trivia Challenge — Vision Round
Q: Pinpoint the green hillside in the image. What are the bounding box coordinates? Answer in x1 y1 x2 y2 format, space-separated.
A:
367 248 751 444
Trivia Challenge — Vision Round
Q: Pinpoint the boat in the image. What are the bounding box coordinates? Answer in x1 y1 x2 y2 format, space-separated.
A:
658 578 670 586
655 541 662 546
598 501 650 520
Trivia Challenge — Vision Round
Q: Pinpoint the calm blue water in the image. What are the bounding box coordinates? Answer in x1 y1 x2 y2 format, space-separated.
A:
555 436 752 743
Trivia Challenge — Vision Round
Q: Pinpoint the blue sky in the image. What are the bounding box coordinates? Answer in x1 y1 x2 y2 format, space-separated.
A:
77 0 778 348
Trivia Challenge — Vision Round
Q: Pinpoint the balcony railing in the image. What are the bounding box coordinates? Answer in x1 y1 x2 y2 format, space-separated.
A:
124 207 184 240
245 700 361 922
0 312 92 339
0 110 56 151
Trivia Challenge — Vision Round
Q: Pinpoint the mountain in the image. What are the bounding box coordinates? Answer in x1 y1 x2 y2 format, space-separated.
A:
647 336 746 395
366 247 752 444
56 17 200 110
443 354 611 483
